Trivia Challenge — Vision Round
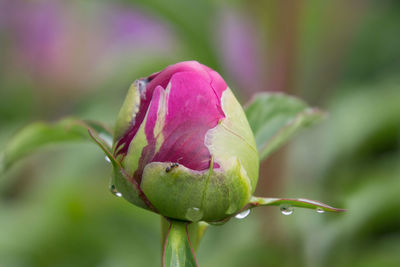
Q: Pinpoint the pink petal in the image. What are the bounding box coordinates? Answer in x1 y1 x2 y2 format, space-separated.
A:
116 61 228 174
151 71 225 170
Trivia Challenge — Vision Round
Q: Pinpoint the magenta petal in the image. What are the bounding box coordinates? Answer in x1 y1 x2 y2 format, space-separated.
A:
114 82 150 156
131 85 165 181
151 71 225 170
208 70 227 100
116 61 228 172
146 61 227 117
145 61 210 98
145 85 164 142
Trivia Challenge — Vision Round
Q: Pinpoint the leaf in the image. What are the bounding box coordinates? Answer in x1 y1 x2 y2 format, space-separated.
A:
0 116 154 211
0 117 113 174
248 196 346 213
163 220 198 267
244 93 326 161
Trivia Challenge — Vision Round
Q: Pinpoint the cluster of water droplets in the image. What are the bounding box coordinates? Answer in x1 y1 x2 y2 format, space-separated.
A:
279 205 326 215
105 156 122 197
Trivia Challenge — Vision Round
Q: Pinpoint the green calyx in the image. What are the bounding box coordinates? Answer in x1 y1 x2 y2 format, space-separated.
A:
141 159 252 222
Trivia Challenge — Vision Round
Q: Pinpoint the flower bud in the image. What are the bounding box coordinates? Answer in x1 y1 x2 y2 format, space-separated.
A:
112 61 259 222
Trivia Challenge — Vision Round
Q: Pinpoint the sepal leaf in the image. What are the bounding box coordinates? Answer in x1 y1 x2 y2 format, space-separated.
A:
248 196 346 212
245 93 326 161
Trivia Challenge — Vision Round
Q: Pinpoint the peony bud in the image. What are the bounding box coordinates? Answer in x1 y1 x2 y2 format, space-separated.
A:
112 61 259 222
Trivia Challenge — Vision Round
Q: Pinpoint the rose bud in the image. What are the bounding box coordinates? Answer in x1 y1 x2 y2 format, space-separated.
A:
112 61 259 222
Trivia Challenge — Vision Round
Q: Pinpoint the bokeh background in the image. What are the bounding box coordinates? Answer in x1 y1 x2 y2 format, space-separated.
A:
1 0 400 266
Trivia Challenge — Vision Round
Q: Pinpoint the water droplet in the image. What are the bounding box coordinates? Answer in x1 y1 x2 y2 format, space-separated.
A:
316 208 325 214
235 209 251 219
105 156 111 163
280 205 293 216
185 207 203 222
137 80 147 99
110 184 122 197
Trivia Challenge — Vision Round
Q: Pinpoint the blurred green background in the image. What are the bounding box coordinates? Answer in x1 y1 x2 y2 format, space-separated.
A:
1 0 400 266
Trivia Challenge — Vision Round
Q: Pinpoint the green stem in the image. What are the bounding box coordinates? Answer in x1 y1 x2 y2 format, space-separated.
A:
161 217 170 254
186 221 208 252
161 217 209 253
162 219 198 267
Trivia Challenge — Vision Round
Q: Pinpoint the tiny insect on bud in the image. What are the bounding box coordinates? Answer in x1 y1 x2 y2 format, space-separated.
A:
165 163 179 173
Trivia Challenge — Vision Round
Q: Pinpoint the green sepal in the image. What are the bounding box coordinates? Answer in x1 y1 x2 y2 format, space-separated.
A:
212 196 345 224
110 164 150 210
206 88 259 190
141 160 252 222
114 82 141 142
248 196 346 212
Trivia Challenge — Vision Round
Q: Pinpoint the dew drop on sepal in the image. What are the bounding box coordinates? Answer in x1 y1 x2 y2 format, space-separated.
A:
235 209 251 219
185 207 203 222
280 205 293 216
316 208 325 214
110 184 122 197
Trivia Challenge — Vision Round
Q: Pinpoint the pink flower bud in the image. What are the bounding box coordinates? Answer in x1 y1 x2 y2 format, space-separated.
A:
112 61 259 222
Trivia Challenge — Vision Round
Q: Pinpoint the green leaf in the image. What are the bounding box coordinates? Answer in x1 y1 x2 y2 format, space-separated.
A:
245 93 326 161
0 117 113 174
163 220 198 267
248 196 346 213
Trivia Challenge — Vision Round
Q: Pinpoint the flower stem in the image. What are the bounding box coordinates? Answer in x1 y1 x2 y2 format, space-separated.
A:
161 218 198 267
